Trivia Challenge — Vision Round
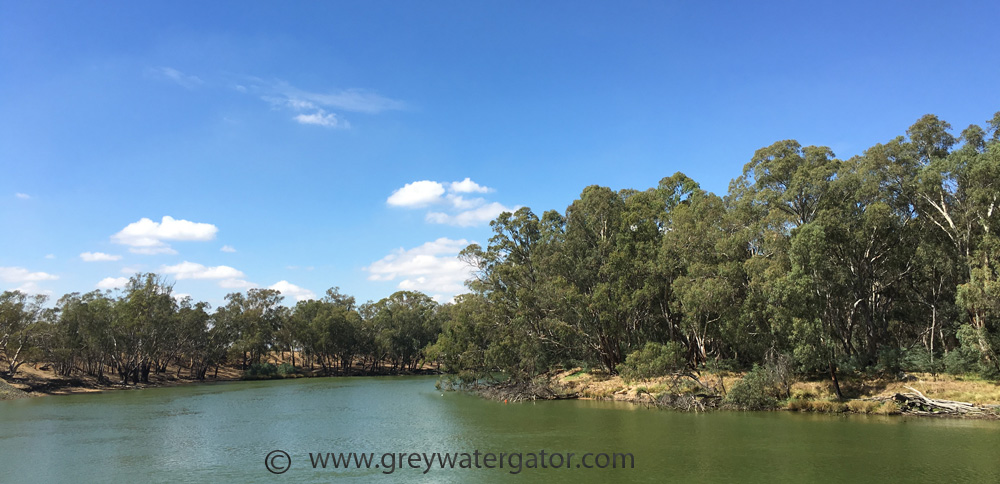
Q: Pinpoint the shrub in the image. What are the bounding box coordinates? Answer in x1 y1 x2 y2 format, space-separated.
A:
902 347 944 375
616 342 685 383
724 364 781 410
786 399 811 411
277 363 296 377
244 362 278 379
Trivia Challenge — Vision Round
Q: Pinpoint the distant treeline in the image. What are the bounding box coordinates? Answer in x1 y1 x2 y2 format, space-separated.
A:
429 112 1000 385
0 278 442 384
2 112 999 387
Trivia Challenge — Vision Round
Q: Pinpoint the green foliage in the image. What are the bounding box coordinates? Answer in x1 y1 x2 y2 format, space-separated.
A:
616 342 685 382
900 347 944 375
16 110 1000 390
277 363 296 377
244 362 278 379
724 364 783 410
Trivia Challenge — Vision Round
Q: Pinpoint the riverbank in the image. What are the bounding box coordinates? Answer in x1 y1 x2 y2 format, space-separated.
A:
540 368 1000 418
0 363 246 399
1 358 442 400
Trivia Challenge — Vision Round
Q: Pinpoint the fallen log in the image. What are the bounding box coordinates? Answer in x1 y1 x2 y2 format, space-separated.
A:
893 386 985 416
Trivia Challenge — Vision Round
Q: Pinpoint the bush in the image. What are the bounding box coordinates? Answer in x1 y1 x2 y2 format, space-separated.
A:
724 364 782 410
786 399 811 411
902 347 944 375
244 362 278 379
616 342 685 383
277 363 296 377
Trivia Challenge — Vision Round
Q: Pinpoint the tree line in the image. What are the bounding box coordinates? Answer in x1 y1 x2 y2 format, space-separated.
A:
3 111 998 388
0 275 442 384
429 112 1000 389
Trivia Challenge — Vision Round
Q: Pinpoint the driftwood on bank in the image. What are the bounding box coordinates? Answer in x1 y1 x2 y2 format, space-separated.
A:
474 380 579 403
892 386 990 417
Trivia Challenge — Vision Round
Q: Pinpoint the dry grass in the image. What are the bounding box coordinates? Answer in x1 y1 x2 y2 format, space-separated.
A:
809 400 848 413
879 375 1000 405
550 368 1000 417
846 400 882 414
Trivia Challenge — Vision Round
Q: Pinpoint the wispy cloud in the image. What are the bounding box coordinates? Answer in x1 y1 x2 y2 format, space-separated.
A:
426 202 515 227
80 252 122 262
220 245 237 253
0 266 59 283
148 66 204 89
220 278 257 290
243 78 403 128
15 193 31 200
278 85 405 114
1 266 58 295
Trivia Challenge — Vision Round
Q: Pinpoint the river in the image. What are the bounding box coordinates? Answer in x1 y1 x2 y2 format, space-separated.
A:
1 376 998 483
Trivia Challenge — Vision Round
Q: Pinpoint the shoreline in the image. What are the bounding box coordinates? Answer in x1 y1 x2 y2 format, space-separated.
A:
1 364 442 400
463 368 1000 420
8 365 1000 421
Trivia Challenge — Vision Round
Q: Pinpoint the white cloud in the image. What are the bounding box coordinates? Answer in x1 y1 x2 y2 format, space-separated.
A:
387 181 446 207
269 280 316 302
0 266 59 283
112 216 218 254
219 278 257 290
161 261 244 280
150 66 203 89
366 238 474 296
294 110 348 128
80 252 122 262
96 277 130 290
220 245 236 253
449 178 491 194
130 246 179 255
173 293 192 301
15 193 31 200
426 202 516 227
44 254 55 260
244 79 403 128
278 85 405 114
385 178 511 227
446 194 484 210
12 282 52 296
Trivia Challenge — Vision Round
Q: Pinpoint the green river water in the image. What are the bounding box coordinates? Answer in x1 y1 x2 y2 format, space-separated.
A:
1 376 998 483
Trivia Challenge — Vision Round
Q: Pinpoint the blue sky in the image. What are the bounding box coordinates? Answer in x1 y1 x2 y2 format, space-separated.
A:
2 1 998 307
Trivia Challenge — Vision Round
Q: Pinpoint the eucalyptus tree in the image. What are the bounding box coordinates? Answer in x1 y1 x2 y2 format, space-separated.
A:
368 291 439 371
111 273 176 384
217 288 284 369
462 207 574 379
52 290 116 379
426 293 495 381
662 188 745 365
0 290 47 377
